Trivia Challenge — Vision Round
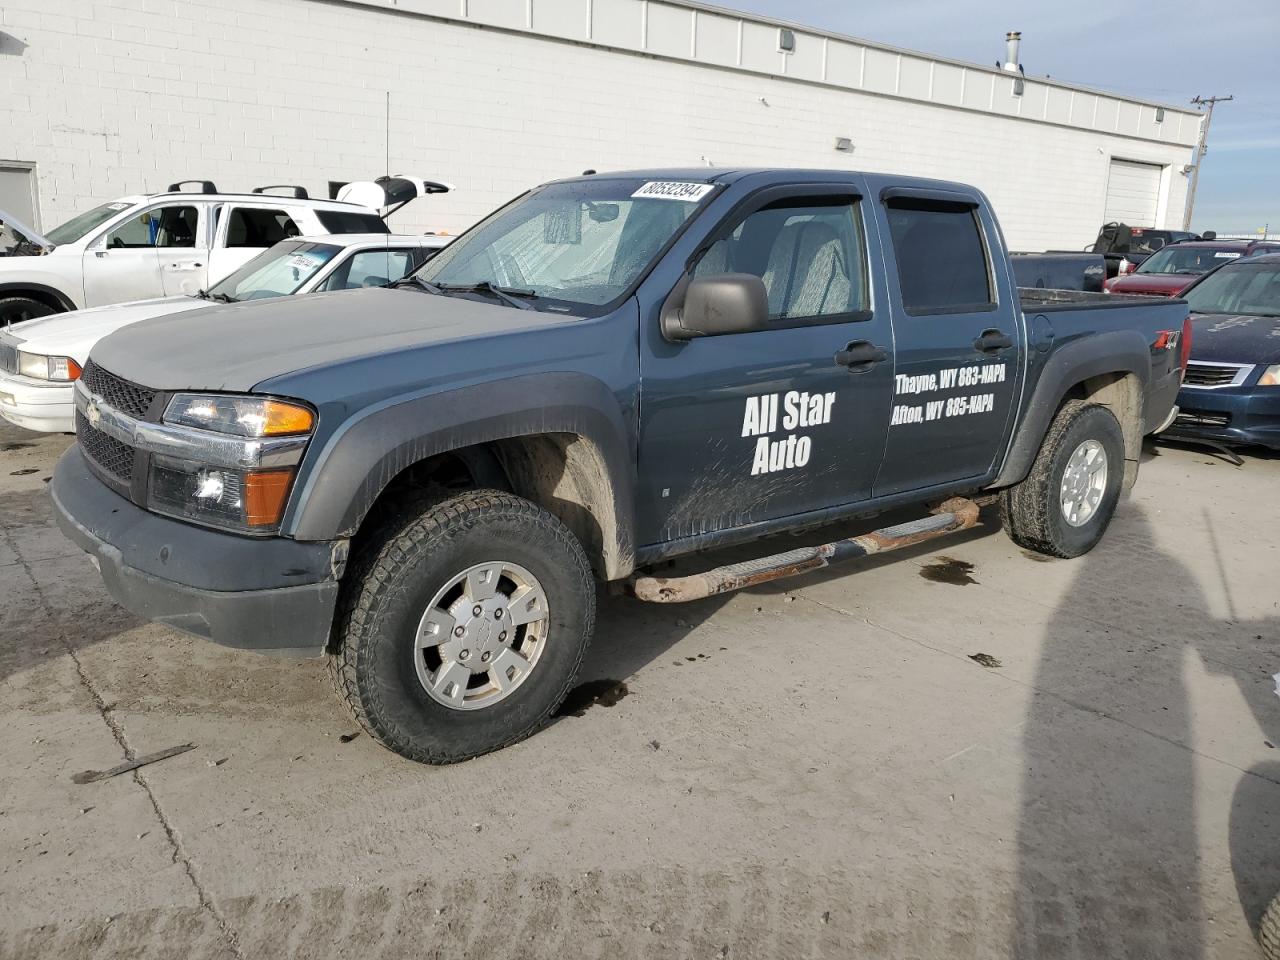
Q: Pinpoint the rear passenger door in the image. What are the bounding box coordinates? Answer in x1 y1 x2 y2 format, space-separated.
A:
871 188 1023 496
636 184 895 544
208 205 302 285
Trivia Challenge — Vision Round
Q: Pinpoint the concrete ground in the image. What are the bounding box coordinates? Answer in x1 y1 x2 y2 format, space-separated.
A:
0 419 1277 960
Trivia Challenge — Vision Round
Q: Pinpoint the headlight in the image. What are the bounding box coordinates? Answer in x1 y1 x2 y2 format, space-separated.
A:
164 393 314 437
147 393 315 534
1260 364 1280 387
18 351 81 381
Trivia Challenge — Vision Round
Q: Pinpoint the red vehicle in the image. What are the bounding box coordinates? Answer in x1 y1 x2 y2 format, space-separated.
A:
1104 239 1280 296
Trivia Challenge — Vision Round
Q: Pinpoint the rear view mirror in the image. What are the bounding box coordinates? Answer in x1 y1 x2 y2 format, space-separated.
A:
662 273 770 341
587 202 619 223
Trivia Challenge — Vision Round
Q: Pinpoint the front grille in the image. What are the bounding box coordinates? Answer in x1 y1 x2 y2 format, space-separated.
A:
80 360 157 419
1183 362 1252 388
0 341 16 374
1175 410 1231 429
76 410 135 483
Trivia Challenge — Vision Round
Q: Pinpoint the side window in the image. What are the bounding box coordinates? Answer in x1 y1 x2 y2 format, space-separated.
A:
225 207 301 248
691 197 868 322
104 205 198 249
885 199 993 314
320 249 413 291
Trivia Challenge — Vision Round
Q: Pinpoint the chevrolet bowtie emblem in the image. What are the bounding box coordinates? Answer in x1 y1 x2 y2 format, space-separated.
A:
85 397 103 428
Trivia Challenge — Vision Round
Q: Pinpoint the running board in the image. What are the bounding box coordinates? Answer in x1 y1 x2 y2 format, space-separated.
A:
629 496 990 603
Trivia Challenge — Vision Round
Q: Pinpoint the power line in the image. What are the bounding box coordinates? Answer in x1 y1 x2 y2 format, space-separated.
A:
1183 94 1233 230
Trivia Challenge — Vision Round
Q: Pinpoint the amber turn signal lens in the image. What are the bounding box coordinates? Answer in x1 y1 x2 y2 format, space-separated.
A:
244 469 295 527
260 400 314 436
66 359 83 380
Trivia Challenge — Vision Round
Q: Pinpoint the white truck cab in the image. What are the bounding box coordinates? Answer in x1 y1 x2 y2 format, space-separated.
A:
0 176 450 326
0 231 449 432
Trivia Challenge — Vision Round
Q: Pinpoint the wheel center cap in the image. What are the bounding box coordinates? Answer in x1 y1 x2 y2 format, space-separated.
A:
443 597 515 673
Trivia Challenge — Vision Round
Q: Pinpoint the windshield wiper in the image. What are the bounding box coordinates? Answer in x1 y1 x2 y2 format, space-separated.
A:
389 275 444 295
195 289 238 303
437 281 538 311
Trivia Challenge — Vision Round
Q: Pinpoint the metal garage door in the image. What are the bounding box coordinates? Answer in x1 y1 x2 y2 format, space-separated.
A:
1104 159 1162 226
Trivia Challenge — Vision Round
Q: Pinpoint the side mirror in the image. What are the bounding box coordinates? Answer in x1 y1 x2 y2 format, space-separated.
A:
1202 230 1216 240
662 273 770 341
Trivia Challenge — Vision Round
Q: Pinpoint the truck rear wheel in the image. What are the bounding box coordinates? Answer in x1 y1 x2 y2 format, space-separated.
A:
1000 400 1124 558
0 296 56 327
329 489 595 764
1262 892 1280 960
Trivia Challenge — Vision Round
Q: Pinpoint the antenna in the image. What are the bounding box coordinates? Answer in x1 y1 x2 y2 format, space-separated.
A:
1183 94 1233 231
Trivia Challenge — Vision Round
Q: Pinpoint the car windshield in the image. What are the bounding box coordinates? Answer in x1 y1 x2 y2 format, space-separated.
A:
1136 246 1243 276
415 177 715 312
1183 261 1280 317
208 241 342 300
44 201 134 246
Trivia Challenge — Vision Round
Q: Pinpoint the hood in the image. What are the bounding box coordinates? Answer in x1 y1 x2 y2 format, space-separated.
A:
90 286 583 392
1108 273 1194 296
1188 313 1280 366
7 297 209 362
0 207 53 253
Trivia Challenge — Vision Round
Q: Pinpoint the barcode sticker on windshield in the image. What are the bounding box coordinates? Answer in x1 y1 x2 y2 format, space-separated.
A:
631 182 715 202
289 254 320 269
1214 252 1242 259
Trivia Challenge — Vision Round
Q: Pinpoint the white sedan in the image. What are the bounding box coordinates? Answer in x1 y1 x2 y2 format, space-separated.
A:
0 232 448 432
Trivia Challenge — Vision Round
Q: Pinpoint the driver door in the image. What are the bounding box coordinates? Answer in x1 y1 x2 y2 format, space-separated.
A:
636 185 895 545
83 204 196 306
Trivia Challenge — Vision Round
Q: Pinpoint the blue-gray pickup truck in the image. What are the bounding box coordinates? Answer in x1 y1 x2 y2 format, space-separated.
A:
49 168 1191 763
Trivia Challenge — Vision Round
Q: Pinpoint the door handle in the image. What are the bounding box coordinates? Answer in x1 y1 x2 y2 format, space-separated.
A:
973 328 1014 353
835 340 888 371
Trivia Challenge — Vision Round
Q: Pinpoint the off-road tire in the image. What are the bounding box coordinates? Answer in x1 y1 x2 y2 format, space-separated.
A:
1000 400 1125 559
1261 892 1280 960
328 489 595 764
0 296 56 327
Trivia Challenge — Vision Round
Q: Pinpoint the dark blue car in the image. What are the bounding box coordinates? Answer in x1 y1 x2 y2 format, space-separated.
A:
1169 253 1280 450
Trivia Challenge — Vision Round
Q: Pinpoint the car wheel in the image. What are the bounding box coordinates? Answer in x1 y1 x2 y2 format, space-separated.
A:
1000 400 1125 559
329 489 595 764
0 296 56 327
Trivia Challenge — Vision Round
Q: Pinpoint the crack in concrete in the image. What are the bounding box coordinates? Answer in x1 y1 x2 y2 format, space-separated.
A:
5 524 247 959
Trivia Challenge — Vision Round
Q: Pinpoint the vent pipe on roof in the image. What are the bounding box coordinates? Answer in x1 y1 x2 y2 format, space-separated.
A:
1002 31 1022 72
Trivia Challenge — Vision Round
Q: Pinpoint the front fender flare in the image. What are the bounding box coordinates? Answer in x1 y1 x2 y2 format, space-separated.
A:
284 373 636 576
992 329 1151 488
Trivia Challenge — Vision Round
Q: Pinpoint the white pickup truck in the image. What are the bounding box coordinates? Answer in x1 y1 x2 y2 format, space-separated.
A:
0 176 449 326
0 232 449 432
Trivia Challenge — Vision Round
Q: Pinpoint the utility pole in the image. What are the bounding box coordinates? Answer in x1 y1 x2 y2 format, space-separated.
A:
1183 94 1233 231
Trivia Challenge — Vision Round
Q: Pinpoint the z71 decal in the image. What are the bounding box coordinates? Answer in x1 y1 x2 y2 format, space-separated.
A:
741 390 836 476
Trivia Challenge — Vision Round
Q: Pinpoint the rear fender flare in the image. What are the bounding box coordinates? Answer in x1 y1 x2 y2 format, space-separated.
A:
992 330 1151 488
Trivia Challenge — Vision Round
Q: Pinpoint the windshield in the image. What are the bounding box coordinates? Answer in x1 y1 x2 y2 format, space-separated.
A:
1136 246 1242 276
45 201 133 246
1183 262 1280 317
416 177 715 312
208 241 341 300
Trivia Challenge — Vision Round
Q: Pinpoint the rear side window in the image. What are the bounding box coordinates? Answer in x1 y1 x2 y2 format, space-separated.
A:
316 210 390 234
225 207 300 248
886 198 993 315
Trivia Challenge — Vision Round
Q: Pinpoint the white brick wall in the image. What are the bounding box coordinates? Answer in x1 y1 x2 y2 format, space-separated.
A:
1 0 1197 250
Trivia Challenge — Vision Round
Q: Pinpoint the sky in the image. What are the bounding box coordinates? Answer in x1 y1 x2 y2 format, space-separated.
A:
723 0 1279 235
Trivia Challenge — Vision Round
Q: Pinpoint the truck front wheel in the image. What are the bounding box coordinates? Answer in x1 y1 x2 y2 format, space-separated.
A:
329 489 596 763
1000 400 1125 559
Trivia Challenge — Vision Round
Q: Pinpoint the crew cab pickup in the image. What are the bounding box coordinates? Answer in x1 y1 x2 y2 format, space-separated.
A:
49 168 1191 764
0 176 449 326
